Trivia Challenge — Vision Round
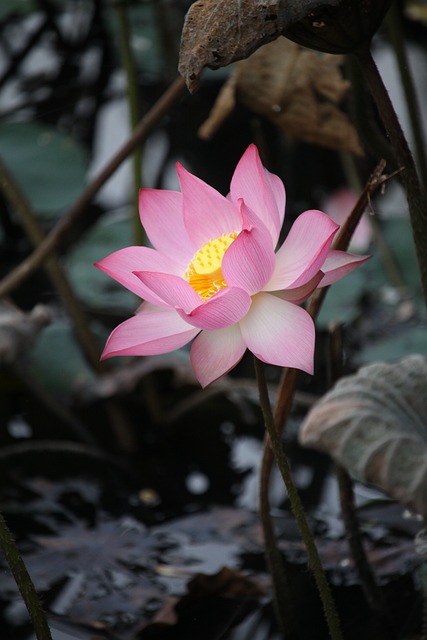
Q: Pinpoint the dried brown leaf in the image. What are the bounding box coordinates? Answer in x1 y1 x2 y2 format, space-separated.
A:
179 0 345 92
199 38 363 155
299 355 427 521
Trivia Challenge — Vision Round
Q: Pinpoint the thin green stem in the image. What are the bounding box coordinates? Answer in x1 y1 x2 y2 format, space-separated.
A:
0 511 52 640
260 366 299 639
328 323 393 634
354 46 427 310
259 430 298 638
258 161 390 638
254 358 342 640
115 0 145 246
336 464 395 635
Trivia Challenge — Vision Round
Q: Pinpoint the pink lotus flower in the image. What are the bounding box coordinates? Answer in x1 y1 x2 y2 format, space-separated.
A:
96 145 368 387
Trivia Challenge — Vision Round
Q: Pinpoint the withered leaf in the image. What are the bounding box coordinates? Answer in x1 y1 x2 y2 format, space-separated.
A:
179 0 393 91
179 0 342 92
199 38 363 155
299 355 427 521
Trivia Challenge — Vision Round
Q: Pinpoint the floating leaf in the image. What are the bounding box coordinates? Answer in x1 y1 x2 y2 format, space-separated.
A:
358 327 427 365
378 217 423 303
0 0 33 18
199 38 362 155
299 355 427 520
26 320 96 398
0 122 87 218
66 214 135 311
316 267 367 328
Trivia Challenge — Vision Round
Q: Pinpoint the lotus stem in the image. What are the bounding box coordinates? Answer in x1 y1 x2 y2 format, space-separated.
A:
258 161 390 638
0 511 52 640
255 357 342 640
258 428 298 638
328 323 394 635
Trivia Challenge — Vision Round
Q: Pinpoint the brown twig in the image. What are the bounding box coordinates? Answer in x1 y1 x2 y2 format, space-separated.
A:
0 75 187 299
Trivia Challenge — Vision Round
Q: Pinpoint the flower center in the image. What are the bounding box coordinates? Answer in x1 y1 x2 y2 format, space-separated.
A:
184 232 238 300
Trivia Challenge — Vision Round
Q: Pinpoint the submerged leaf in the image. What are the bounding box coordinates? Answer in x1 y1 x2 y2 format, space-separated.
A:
299 355 427 520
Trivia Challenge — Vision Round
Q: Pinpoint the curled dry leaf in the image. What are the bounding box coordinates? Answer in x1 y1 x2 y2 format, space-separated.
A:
178 0 391 91
179 0 348 92
178 0 302 92
299 355 427 520
198 38 363 155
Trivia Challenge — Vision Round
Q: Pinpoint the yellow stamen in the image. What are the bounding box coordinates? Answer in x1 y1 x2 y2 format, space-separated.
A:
184 232 238 300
